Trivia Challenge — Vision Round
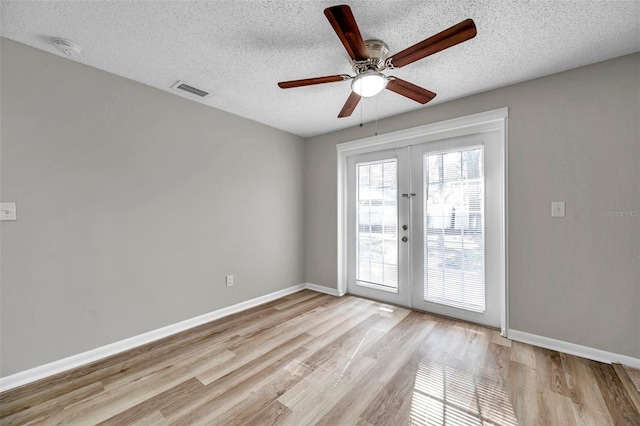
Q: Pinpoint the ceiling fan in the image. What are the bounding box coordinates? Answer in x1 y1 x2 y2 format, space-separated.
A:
278 5 477 118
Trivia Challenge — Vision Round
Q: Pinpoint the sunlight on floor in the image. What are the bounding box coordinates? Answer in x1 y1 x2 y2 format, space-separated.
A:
332 328 372 388
409 362 518 425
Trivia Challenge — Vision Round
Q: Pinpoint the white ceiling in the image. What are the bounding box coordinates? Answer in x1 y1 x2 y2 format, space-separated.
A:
1 1 639 138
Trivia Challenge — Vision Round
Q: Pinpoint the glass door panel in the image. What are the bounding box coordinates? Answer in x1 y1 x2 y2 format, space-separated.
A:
347 148 410 306
423 147 485 312
356 159 398 290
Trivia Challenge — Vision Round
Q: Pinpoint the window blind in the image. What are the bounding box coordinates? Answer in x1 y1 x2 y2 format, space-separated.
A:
423 147 485 312
356 159 398 289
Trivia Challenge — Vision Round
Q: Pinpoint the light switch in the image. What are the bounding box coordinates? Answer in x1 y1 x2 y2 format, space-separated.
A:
1 203 17 221
551 201 565 218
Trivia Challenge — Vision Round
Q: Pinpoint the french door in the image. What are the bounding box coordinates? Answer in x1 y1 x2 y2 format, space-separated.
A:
346 131 503 328
346 148 411 306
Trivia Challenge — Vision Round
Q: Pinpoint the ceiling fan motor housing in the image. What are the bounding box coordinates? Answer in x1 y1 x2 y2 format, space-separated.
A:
355 39 389 73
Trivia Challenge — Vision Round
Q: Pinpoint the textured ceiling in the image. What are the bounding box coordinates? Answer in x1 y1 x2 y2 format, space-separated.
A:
1 1 639 138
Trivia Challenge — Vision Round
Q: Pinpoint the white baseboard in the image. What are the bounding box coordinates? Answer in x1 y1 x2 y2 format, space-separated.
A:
0 283 307 392
508 329 640 369
304 282 343 297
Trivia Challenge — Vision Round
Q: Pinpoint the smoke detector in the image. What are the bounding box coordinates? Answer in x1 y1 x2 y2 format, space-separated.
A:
52 38 82 58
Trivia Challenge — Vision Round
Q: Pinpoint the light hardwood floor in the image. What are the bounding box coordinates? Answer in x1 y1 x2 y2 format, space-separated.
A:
1 290 639 425
623 365 640 395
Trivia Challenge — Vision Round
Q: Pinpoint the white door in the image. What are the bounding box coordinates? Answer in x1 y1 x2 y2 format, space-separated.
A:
346 131 504 328
346 148 410 306
410 133 502 327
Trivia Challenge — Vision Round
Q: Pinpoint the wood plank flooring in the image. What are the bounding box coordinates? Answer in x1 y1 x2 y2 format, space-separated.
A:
1 290 638 425
614 364 640 415
623 365 640 395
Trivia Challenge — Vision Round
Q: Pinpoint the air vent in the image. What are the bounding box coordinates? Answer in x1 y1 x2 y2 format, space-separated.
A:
171 81 211 98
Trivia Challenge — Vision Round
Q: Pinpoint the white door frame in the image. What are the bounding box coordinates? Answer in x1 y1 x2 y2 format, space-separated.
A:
337 108 509 336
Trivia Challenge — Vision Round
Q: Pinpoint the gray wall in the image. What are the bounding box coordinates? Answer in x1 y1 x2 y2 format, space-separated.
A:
306 53 640 359
0 38 306 376
1 36 638 378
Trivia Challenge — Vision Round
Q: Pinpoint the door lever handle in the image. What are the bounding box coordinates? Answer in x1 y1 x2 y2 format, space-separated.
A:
402 193 416 198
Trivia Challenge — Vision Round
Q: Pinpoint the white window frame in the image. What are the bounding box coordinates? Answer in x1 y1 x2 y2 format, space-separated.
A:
337 108 509 336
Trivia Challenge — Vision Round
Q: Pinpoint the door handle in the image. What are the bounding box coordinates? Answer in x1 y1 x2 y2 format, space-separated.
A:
401 236 408 242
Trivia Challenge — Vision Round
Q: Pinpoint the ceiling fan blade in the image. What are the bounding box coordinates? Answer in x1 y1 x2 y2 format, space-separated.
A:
338 92 361 117
386 77 436 104
324 5 369 61
388 19 477 68
278 74 350 89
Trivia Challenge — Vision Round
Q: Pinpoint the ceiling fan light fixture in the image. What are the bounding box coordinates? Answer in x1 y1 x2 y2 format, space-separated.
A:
351 71 387 97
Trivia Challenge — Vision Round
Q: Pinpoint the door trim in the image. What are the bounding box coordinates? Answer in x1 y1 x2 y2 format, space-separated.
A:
337 107 509 335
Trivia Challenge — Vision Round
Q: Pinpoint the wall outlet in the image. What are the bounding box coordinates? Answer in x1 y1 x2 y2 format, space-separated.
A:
225 275 234 287
1 203 17 221
551 201 565 218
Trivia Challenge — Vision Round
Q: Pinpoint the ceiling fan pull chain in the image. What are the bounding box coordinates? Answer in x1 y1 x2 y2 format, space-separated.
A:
375 96 379 136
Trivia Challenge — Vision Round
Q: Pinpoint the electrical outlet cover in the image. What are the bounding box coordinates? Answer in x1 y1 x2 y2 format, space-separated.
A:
1 203 16 221
551 201 565 218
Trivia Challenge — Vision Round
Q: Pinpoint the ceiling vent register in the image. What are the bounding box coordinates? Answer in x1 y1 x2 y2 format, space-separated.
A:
171 81 211 98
